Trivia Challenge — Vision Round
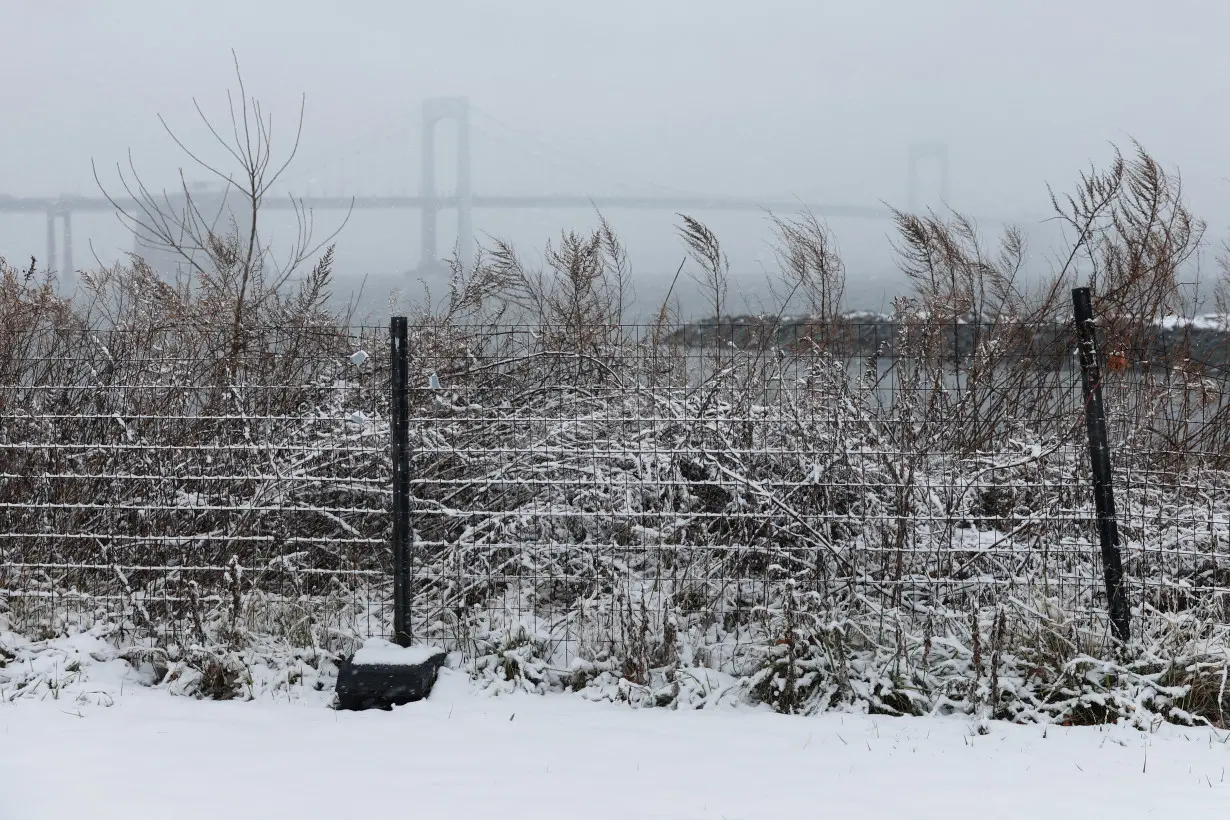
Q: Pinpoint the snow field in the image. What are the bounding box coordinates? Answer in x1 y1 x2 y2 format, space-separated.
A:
2 667 1228 820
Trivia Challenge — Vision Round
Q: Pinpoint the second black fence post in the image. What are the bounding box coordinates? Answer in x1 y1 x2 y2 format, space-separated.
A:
1072 287 1131 643
390 316 413 646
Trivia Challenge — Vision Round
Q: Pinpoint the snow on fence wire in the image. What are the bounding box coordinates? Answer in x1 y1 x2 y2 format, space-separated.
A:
2 316 1229 666
0 323 392 646
399 318 1230 668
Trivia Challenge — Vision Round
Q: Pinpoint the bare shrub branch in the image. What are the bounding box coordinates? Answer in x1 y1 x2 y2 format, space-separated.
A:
92 52 352 371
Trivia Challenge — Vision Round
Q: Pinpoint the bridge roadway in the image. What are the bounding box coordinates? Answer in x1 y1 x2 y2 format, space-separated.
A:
0 193 891 220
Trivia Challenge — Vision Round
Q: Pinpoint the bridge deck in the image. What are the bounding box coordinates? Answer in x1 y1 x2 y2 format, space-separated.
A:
0 194 890 219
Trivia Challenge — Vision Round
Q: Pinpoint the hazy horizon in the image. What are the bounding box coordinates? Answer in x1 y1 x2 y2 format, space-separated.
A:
4 0 1229 318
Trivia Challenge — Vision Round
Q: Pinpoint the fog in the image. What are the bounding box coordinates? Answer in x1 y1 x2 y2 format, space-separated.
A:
3 0 1229 319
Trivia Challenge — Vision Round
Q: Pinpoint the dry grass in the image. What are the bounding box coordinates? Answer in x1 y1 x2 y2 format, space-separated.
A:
1 141 1228 718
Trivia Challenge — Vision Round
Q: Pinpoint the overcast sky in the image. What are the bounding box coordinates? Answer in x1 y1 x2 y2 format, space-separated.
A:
3 0 1228 314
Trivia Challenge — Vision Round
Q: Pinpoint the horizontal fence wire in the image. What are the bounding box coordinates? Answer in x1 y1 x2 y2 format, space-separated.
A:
2 317 1229 669
1 323 391 647
398 319 1230 668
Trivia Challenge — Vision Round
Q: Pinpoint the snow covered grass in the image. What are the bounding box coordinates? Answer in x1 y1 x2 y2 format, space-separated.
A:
4 610 1228 733
3 662 1229 819
4 145 1230 737
3 299 1229 724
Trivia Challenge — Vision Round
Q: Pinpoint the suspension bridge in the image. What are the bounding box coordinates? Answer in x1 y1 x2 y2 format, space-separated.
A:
0 96 955 280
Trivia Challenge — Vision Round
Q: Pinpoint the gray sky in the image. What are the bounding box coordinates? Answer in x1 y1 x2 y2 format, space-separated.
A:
3 0 1228 314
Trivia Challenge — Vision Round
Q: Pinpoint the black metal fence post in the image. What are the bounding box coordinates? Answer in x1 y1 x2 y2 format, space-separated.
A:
390 316 413 646
1071 288 1131 643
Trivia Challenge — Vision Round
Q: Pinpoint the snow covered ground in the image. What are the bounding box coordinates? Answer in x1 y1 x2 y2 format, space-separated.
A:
2 667 1228 820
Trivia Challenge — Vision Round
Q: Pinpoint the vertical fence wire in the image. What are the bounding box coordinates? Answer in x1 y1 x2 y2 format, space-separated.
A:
0 324 391 651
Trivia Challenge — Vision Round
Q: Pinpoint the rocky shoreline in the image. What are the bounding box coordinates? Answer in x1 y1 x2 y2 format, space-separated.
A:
666 312 1230 369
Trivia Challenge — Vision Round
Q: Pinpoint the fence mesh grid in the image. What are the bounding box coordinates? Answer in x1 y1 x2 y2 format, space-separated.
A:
2 319 1228 664
1 324 390 645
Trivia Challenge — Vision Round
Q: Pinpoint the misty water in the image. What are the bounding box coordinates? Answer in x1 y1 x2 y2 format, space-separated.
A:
12 4 1230 323
5 2 1230 429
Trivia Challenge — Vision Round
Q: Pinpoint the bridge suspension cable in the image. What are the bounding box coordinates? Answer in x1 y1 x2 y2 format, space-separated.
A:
469 105 719 200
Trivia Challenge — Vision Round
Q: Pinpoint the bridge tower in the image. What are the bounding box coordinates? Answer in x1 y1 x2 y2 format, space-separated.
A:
45 209 56 275
907 141 950 212
419 96 473 273
44 201 74 294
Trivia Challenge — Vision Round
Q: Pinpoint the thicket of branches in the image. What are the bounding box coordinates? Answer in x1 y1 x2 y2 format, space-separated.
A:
0 69 1227 721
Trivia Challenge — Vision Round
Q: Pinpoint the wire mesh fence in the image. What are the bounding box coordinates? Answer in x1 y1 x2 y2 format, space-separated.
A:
2 315 1229 667
401 316 1230 668
0 323 391 645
